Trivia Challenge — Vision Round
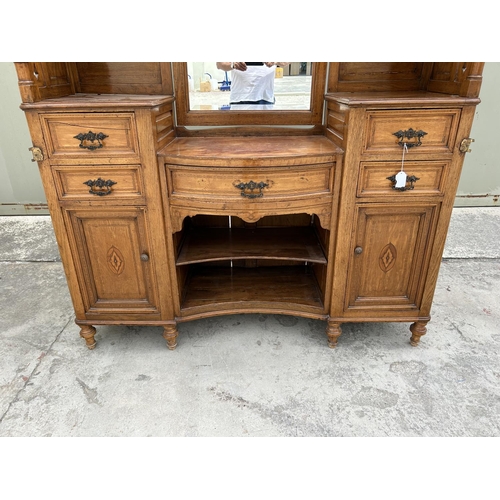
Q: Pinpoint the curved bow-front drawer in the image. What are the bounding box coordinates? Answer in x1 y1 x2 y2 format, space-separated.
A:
363 109 461 156
166 164 334 202
52 165 145 202
165 164 336 232
40 113 140 159
160 136 342 232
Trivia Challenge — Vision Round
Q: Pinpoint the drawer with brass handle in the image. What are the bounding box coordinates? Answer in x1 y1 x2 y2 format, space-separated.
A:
357 161 449 198
166 165 334 202
363 109 461 156
40 113 139 158
52 166 144 201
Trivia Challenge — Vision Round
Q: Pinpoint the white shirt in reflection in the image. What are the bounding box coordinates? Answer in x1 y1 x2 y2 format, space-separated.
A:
230 65 276 104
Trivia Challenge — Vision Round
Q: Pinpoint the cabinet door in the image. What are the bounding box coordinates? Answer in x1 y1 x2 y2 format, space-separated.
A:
345 203 439 315
63 207 160 319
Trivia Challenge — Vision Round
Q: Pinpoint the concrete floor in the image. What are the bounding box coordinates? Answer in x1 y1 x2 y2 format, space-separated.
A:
0 208 499 437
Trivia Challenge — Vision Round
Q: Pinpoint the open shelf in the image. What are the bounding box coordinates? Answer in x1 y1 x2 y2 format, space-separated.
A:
176 226 327 266
180 265 325 316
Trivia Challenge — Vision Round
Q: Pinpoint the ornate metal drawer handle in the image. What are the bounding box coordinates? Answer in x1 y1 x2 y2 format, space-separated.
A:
74 131 109 150
392 128 427 148
387 173 420 191
233 180 270 199
84 178 117 196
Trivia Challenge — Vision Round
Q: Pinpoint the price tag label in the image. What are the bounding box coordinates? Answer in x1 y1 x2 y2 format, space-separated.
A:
394 171 407 189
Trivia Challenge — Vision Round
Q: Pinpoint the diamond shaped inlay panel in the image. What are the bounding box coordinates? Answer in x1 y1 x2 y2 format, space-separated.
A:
379 243 397 272
107 246 125 275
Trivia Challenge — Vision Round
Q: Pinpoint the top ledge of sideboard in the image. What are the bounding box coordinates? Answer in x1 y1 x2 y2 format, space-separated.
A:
20 94 175 110
158 136 343 165
325 91 481 108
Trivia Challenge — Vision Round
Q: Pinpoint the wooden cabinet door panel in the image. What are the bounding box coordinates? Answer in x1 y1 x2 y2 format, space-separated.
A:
345 203 439 314
63 208 160 318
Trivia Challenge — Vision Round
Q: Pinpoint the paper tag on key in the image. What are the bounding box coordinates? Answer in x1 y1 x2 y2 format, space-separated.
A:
394 170 407 189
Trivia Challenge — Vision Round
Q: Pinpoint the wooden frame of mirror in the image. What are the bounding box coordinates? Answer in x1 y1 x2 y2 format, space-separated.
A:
173 62 328 129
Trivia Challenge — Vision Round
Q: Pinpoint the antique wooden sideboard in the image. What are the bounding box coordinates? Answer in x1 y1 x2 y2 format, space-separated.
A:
14 62 484 349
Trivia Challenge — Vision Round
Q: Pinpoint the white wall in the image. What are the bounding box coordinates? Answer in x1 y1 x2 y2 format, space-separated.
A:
0 62 46 214
456 62 500 206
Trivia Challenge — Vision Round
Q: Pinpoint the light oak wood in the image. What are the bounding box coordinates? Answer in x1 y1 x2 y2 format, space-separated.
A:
15 62 483 349
52 165 144 201
176 226 327 266
357 161 449 198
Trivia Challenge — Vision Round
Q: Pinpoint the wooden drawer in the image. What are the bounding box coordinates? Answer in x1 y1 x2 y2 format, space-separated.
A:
53 166 144 201
357 161 449 198
40 113 139 158
167 164 334 202
363 109 461 156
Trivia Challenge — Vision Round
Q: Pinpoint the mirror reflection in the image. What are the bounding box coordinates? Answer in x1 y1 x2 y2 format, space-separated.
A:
187 62 313 111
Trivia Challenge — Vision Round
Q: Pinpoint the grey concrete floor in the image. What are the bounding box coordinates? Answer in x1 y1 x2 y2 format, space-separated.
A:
0 208 499 437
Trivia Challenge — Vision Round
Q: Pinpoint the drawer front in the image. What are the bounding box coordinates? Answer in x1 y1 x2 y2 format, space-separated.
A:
167 165 334 201
53 166 144 201
358 161 449 198
41 113 139 158
364 109 461 155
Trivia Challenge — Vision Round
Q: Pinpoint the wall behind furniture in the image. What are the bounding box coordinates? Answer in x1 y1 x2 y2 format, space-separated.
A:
0 62 498 215
0 62 47 214
455 62 500 206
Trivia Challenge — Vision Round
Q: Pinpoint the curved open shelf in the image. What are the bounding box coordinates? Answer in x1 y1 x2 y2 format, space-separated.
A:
176 226 327 266
180 265 325 317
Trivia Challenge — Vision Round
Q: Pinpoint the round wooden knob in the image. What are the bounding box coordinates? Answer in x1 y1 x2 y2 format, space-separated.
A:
354 246 363 255
140 253 149 262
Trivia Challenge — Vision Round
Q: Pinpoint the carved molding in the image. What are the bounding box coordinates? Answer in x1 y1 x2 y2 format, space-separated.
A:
169 208 331 233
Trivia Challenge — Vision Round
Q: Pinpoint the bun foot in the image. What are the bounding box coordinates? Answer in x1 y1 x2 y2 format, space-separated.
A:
326 321 342 348
80 325 97 350
410 321 428 346
163 324 178 350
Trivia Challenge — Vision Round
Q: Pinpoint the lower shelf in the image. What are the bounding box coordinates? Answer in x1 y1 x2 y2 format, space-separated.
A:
180 265 325 317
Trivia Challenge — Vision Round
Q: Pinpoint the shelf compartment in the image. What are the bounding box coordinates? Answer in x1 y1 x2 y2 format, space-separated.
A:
180 265 325 316
176 227 327 266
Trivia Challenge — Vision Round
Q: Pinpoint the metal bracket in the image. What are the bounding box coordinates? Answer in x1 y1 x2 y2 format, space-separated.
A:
29 146 44 162
459 138 475 153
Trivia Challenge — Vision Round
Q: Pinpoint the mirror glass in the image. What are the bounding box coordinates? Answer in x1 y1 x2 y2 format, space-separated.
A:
187 62 313 111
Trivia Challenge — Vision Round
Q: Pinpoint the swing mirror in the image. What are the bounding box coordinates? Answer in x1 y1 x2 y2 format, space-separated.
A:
187 62 313 111
172 62 327 128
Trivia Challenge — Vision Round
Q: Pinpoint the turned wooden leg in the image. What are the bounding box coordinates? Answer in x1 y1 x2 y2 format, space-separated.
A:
163 324 179 350
326 321 342 348
80 325 97 350
410 320 428 347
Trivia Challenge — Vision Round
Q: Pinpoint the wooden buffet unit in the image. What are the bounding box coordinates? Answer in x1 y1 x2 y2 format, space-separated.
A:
15 62 484 350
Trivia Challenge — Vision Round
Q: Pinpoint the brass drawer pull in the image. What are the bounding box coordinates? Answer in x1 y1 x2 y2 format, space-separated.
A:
392 128 427 148
233 180 270 199
84 178 117 196
74 131 109 150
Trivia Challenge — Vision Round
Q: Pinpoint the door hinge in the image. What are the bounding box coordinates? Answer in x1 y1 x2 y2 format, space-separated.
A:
459 138 475 153
29 146 44 162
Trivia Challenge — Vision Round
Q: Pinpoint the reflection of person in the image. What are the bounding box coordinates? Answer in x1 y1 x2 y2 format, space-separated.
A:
216 62 289 105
